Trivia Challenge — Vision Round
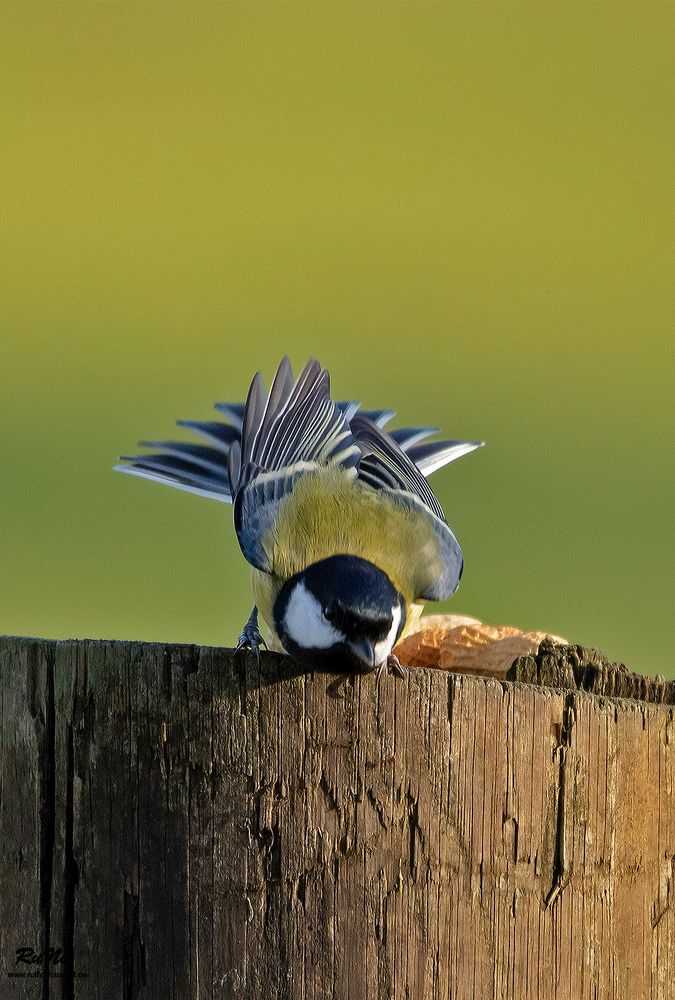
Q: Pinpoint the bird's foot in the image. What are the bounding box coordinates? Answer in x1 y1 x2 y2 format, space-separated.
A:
235 625 267 662
235 607 267 663
387 653 406 678
376 653 407 683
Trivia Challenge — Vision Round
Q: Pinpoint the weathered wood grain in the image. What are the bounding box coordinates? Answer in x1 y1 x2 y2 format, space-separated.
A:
508 638 675 703
0 636 673 999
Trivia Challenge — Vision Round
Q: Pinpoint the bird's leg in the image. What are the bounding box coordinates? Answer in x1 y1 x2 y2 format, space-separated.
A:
376 653 407 683
235 605 267 662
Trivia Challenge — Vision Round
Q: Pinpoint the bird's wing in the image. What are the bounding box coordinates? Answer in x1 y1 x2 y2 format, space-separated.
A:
233 358 363 572
114 416 240 501
350 415 464 600
351 415 446 519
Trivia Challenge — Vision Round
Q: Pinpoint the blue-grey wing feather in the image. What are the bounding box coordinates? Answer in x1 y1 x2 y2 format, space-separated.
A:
389 426 439 450
175 420 239 451
337 402 396 427
350 415 463 600
212 401 246 428
115 452 232 500
137 441 230 476
113 463 230 502
406 439 484 475
388 490 464 600
350 415 446 521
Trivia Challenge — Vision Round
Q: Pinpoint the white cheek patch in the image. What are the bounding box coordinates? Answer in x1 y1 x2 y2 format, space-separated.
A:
374 605 402 666
283 581 344 649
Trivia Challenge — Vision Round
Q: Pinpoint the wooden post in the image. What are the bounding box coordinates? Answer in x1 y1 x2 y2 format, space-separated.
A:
0 635 673 998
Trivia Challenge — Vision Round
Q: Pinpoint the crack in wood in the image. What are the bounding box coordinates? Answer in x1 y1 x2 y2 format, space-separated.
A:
122 888 147 999
38 646 55 1000
61 722 78 1000
545 693 575 909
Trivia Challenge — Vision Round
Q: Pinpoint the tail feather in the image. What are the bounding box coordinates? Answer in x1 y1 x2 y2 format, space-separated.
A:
407 440 484 476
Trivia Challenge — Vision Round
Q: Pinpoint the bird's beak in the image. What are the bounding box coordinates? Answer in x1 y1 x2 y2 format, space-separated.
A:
348 637 377 671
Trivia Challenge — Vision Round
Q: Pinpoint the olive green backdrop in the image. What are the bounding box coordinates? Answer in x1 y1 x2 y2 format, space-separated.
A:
1 3 672 677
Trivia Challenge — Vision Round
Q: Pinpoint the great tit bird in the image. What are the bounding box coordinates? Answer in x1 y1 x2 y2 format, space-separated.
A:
115 358 482 674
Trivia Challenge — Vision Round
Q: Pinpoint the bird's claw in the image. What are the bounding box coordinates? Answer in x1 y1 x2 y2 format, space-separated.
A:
376 653 406 682
235 626 267 663
387 653 406 678
235 606 267 663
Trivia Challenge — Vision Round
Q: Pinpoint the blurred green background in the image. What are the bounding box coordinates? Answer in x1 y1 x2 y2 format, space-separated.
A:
1 3 672 677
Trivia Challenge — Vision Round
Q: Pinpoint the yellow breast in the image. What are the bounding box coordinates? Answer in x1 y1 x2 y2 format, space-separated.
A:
262 468 442 604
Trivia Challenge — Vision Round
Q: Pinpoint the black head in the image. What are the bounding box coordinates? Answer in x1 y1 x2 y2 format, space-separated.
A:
273 554 406 672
